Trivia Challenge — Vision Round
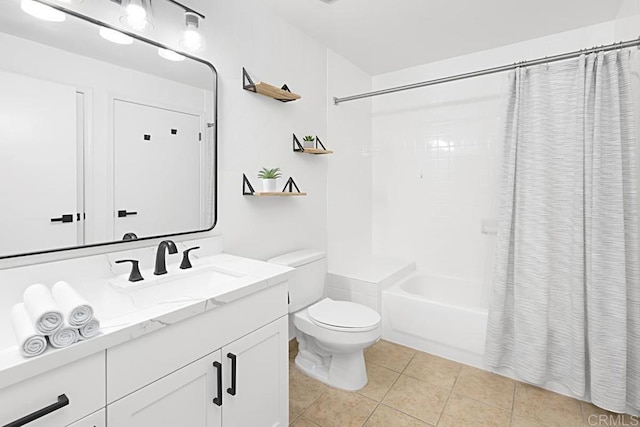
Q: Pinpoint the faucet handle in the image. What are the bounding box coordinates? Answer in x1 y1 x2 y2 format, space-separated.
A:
180 246 201 270
115 259 144 282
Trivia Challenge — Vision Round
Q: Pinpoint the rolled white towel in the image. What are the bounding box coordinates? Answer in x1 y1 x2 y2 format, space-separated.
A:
11 303 47 357
48 323 78 349
78 318 100 339
51 281 94 327
23 284 63 335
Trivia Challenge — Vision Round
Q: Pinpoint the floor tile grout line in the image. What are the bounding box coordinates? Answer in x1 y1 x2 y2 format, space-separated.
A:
433 364 464 426
509 382 517 427
360 367 403 425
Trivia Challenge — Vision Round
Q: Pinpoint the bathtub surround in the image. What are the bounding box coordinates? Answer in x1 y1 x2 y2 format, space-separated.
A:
486 50 640 413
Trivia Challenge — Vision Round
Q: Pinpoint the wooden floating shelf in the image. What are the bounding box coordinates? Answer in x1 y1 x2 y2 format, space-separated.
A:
243 174 306 196
251 192 307 197
292 134 333 155
252 82 301 102
296 148 333 155
243 68 301 103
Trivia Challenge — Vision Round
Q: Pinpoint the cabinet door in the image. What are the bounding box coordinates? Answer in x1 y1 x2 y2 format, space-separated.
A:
222 317 288 427
68 409 105 427
107 351 222 427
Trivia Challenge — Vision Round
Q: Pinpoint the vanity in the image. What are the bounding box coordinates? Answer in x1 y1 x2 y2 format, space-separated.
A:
0 237 292 427
0 2 293 425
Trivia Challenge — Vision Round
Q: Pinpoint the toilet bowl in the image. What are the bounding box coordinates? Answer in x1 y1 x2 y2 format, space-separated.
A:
293 298 381 390
267 250 381 391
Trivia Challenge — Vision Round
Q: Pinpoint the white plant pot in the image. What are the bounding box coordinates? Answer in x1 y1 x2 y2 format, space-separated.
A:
303 140 315 149
262 178 277 193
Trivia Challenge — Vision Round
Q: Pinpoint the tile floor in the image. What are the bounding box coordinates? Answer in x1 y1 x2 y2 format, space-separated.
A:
288 339 635 427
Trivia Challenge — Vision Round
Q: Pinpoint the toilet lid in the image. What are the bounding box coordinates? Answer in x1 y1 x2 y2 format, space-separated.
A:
308 298 381 330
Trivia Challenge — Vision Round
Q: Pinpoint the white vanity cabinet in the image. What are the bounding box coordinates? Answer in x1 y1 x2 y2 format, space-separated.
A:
106 350 223 427
0 261 291 427
0 352 105 427
221 317 288 427
106 282 289 427
107 317 288 427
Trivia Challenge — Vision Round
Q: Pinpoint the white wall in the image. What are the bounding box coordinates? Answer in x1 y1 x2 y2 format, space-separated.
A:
371 22 618 308
207 0 330 260
615 0 640 39
326 50 373 272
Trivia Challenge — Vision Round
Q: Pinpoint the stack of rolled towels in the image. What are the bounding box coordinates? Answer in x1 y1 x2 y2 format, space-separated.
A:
11 281 100 358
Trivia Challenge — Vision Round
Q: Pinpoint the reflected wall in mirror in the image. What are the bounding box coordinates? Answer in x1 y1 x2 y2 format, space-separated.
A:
0 0 217 258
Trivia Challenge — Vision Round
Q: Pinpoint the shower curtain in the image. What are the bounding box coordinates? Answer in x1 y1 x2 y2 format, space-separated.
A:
485 49 640 413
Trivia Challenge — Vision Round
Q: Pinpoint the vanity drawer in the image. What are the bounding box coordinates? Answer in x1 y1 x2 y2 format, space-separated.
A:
0 351 105 427
107 281 288 403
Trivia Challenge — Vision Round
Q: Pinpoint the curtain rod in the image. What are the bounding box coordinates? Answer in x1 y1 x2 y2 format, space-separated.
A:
333 37 640 105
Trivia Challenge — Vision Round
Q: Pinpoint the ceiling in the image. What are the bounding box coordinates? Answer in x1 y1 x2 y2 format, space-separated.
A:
270 0 625 75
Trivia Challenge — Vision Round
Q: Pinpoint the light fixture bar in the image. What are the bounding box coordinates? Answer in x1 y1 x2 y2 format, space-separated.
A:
110 0 205 20
165 0 205 19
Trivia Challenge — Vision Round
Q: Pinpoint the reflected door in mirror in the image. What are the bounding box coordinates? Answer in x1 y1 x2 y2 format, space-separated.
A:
114 100 202 239
0 70 79 256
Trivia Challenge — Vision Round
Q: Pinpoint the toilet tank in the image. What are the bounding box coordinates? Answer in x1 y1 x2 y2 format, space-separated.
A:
267 249 326 313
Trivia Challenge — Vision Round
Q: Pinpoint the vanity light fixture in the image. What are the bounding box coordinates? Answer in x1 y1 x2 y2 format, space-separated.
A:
20 0 66 22
99 26 134 45
157 47 185 62
179 11 205 52
120 0 154 31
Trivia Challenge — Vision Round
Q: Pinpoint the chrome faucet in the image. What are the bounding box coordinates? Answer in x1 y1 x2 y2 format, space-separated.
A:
154 240 178 275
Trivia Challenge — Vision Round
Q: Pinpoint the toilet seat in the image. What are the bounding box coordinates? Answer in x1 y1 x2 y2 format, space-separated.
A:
307 298 381 332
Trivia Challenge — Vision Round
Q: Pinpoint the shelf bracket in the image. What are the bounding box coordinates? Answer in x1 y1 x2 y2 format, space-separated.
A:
282 177 302 193
281 84 292 93
315 136 327 150
242 173 255 195
242 67 256 93
293 134 305 152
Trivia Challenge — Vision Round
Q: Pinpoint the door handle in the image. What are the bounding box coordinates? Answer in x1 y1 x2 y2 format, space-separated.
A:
50 214 73 223
212 361 222 406
227 353 237 396
117 210 138 218
4 394 69 427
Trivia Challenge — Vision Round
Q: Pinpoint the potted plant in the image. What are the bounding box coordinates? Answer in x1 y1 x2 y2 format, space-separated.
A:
257 167 282 192
303 135 315 149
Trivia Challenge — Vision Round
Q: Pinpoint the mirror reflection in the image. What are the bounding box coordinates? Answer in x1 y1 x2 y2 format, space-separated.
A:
0 0 217 258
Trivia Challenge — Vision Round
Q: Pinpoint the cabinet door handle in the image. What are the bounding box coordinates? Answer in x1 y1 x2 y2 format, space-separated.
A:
4 394 69 427
212 361 222 406
227 353 237 396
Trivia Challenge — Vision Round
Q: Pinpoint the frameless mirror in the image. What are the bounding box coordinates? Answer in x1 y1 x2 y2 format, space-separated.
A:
0 0 217 259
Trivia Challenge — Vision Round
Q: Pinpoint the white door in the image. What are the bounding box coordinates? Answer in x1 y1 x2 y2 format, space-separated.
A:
222 317 289 427
0 70 77 256
107 350 222 427
113 100 201 240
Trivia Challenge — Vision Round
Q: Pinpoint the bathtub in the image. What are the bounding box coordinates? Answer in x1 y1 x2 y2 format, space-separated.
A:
382 273 489 367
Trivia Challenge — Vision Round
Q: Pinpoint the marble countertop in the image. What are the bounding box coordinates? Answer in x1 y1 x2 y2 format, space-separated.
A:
0 253 294 389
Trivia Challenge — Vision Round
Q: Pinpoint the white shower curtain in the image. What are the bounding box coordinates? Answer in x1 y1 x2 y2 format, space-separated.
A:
485 49 640 413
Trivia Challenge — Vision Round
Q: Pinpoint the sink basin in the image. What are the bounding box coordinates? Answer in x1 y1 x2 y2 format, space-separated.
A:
108 263 245 308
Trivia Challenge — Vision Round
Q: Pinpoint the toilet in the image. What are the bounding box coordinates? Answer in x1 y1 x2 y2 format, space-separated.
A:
268 249 381 391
